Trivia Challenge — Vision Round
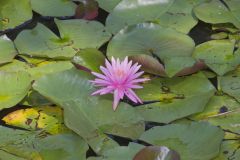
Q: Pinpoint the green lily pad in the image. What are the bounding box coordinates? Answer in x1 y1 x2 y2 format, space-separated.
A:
193 40 240 76
31 0 77 17
55 19 112 49
0 150 26 160
27 60 73 80
21 90 53 106
155 0 200 33
96 0 121 12
0 71 31 110
33 68 145 153
35 134 89 160
88 143 144 160
0 35 17 64
190 95 240 134
0 60 30 72
194 0 240 29
72 48 105 72
140 122 224 160
0 125 88 160
107 23 195 76
135 73 215 123
105 0 175 34
213 140 240 160
14 23 77 58
0 0 32 31
219 66 240 102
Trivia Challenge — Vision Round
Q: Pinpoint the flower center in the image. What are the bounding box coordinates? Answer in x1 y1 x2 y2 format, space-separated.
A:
115 69 125 77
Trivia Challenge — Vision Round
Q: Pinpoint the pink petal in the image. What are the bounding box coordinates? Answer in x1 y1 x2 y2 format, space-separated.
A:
113 89 120 111
91 72 109 81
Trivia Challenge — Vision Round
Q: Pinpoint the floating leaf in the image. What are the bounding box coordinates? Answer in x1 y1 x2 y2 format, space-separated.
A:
88 143 145 160
0 150 26 160
27 60 73 80
72 48 105 72
155 0 200 33
107 23 195 77
96 0 121 12
213 140 240 160
0 35 17 64
106 0 174 34
193 40 240 75
135 73 215 123
140 122 224 160
0 71 31 110
31 0 77 17
14 23 77 58
194 0 240 29
33 68 145 153
2 106 68 134
55 19 111 49
190 95 240 134
0 0 32 31
219 66 240 102
0 126 88 160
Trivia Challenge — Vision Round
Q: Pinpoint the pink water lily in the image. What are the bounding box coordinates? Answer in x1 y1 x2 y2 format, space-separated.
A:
90 57 149 111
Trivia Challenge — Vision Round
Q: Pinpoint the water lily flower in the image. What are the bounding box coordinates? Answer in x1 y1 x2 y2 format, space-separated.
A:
90 57 149 111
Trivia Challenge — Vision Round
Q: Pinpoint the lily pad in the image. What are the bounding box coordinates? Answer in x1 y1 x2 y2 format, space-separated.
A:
0 35 17 64
0 71 31 110
88 143 145 160
219 66 240 102
135 73 215 123
193 0 240 29
107 23 195 77
31 0 77 17
140 122 224 160
193 40 240 76
213 140 240 160
2 106 68 134
33 68 145 153
0 125 88 160
96 0 121 12
155 0 199 33
55 19 112 49
190 95 240 134
72 48 105 72
105 0 174 34
14 23 77 58
0 0 32 31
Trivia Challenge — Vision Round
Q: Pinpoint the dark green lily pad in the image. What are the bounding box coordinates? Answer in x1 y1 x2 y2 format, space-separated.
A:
107 23 195 77
135 73 215 123
140 122 224 160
